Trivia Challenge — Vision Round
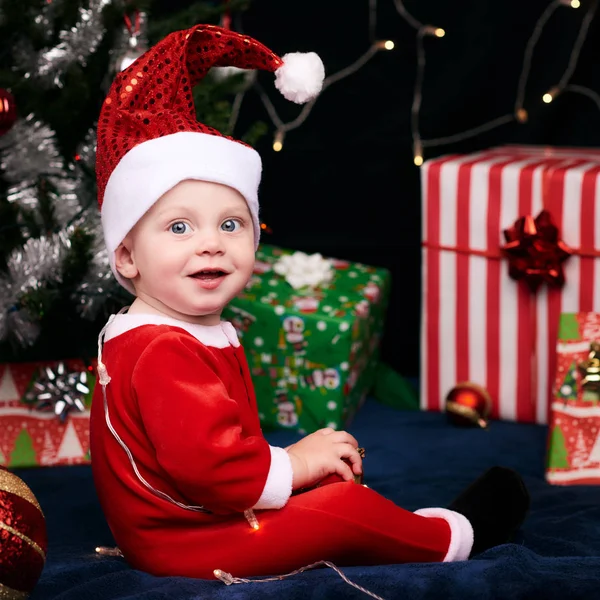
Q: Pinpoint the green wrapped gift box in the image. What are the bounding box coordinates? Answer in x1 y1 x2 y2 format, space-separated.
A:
222 244 391 433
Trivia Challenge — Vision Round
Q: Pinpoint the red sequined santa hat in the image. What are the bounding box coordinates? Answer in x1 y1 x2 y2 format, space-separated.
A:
96 24 325 293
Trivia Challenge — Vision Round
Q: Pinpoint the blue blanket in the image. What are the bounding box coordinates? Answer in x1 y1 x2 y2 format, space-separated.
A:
19 400 600 600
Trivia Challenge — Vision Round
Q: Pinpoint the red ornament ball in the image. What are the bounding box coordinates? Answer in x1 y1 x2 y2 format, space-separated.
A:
0 467 47 599
0 89 17 137
445 382 492 428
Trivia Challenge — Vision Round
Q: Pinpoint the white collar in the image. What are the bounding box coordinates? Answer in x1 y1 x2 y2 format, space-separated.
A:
104 313 240 348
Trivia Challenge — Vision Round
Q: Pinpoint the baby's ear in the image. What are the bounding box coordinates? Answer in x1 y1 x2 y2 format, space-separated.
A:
114 240 138 280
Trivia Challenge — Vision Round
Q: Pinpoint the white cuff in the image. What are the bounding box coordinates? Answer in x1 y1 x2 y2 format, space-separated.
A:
252 446 293 510
414 507 474 562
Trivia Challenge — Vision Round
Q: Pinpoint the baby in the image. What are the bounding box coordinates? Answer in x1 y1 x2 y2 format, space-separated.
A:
90 24 530 579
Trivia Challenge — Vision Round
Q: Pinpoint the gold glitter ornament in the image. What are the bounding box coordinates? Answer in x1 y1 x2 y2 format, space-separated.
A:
0 584 28 599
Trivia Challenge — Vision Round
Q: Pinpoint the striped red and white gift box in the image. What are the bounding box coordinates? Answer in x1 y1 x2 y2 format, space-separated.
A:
421 146 600 424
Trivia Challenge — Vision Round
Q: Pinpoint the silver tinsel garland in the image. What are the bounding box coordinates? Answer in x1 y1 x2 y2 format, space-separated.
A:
8 231 70 293
0 232 70 345
0 114 82 233
17 0 113 87
0 218 118 345
0 115 64 180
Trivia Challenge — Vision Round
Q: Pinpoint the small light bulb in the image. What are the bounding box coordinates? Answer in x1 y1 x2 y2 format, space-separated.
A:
516 108 528 124
375 40 395 50
244 509 260 530
213 569 235 584
571 0 580 7
423 26 445 37
95 546 123 557
543 86 561 104
413 138 424 166
273 130 284 152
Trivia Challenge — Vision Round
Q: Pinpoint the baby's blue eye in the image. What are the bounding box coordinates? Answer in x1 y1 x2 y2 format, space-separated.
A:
171 222 189 234
221 219 241 232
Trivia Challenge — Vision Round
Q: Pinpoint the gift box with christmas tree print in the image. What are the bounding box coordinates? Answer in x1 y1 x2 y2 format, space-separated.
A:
222 244 391 434
546 313 600 485
0 360 95 468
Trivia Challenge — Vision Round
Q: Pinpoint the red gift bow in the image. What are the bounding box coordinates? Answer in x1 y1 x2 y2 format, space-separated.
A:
501 210 572 292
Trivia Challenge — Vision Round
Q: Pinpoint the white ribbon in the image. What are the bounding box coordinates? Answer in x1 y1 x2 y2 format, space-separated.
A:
273 251 334 289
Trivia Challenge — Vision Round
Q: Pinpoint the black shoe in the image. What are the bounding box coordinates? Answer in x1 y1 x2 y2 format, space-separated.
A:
447 466 530 557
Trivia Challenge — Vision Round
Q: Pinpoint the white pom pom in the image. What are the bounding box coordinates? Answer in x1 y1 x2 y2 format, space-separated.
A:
274 52 325 104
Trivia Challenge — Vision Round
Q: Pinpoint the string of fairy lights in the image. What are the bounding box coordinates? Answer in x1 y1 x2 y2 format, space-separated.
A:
227 2 395 152
241 0 598 161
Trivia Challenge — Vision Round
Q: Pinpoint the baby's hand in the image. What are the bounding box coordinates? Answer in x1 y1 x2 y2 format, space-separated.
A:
286 428 362 490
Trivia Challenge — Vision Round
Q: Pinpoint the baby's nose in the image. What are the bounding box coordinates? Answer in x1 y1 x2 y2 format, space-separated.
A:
195 229 224 254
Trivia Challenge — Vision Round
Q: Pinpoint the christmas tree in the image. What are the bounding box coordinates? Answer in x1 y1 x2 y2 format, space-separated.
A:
547 425 570 470
56 420 84 461
39 430 56 466
9 428 37 467
0 366 19 402
0 0 263 362
557 362 578 402
571 430 589 469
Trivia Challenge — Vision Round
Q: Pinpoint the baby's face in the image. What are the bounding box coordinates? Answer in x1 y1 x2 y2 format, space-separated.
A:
120 179 255 324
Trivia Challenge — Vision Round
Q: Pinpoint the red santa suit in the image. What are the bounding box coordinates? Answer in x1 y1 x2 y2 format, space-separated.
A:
90 313 474 579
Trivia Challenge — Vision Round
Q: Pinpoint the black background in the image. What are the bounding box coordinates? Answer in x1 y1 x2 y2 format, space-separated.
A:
173 0 600 377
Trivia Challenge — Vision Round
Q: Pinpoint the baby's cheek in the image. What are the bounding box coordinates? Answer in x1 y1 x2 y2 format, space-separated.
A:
242 256 256 277
147 263 179 293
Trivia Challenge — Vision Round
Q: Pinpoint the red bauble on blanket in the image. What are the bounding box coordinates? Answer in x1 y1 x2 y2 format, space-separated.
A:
445 383 491 429
0 467 47 599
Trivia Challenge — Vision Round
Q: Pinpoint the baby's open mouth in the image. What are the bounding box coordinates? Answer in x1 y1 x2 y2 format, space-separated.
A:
190 270 227 280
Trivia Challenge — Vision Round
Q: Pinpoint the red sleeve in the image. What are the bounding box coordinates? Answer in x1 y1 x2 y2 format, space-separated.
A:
131 331 271 514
